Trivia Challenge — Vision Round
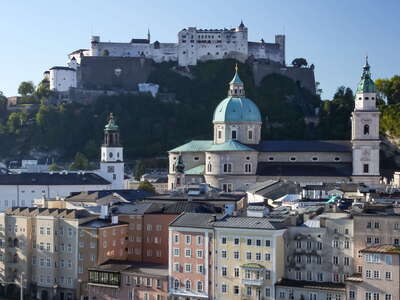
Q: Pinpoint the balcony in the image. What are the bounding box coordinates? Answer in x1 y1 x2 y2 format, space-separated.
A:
242 278 264 286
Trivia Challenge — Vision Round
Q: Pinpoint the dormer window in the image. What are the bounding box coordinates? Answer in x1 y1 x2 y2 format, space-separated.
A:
248 130 253 140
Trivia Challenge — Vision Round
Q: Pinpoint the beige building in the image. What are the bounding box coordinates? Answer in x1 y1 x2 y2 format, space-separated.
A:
346 245 400 300
213 217 286 300
0 207 95 300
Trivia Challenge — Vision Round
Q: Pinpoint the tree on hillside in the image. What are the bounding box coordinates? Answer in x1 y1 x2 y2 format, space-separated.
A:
375 76 400 104
6 111 28 134
134 160 146 181
35 78 51 100
292 58 308 68
18 81 35 96
69 152 89 170
138 180 156 194
48 163 63 171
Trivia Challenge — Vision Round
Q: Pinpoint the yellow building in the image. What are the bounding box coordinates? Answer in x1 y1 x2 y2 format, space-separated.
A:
213 217 286 300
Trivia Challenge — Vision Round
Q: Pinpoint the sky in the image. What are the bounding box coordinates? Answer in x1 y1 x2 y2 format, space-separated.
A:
0 0 399 99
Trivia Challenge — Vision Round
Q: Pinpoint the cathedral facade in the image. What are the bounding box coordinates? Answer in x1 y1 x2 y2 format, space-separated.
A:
168 60 381 192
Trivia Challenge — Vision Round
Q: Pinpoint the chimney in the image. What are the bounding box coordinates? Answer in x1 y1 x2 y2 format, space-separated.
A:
100 205 109 219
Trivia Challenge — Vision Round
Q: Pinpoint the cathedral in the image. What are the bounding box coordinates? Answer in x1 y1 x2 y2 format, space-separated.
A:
168 59 381 192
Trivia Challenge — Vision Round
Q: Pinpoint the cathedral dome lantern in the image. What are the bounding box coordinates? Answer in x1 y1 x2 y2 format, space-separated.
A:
356 57 376 94
103 113 121 147
213 65 262 145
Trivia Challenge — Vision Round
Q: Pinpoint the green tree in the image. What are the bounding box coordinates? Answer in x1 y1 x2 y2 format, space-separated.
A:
137 180 156 194
375 75 400 104
35 78 51 99
134 160 146 181
6 111 28 134
18 81 35 96
69 152 89 170
48 163 63 171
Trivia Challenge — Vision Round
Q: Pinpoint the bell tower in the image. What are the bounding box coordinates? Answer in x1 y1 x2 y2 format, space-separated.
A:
351 57 381 184
99 113 124 189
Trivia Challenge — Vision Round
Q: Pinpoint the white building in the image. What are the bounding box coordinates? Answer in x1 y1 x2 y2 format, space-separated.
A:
49 66 77 92
168 59 381 192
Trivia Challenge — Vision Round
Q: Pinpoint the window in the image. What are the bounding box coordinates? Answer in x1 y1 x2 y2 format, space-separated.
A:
265 288 271 298
221 266 227 276
173 248 180 257
46 227 51 235
344 257 350 266
345 240 350 249
290 156 297 161
233 285 239 295
196 235 202 245
244 163 251 173
317 273 324 281
185 248 191 257
247 238 252 246
234 267 240 277
366 270 372 279
174 279 179 289
364 124 370 135
234 238 240 245
265 270 271 280
221 250 227 258
197 250 203 258
222 183 232 192
185 280 191 291
174 234 179 244
246 286 252 296
174 263 180 272
385 271 392 280
184 264 192 272
218 130 222 139
197 281 203 292
197 264 204 274
248 130 253 140
185 235 191 245
223 163 232 173
363 164 369 173
246 252 252 260
207 163 212 172
231 130 237 139
265 240 271 247
221 284 227 293
312 156 319 161
385 295 392 300
374 222 380 229
333 256 339 265
349 291 355 299
221 237 227 244
385 255 392 265
373 270 380 279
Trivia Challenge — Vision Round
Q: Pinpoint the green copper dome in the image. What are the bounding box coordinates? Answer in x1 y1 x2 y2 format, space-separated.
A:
213 66 262 123
356 57 376 94
213 96 262 123
104 113 119 131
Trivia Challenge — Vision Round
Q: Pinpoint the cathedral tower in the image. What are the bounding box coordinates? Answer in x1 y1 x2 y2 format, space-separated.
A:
351 57 381 184
99 113 124 189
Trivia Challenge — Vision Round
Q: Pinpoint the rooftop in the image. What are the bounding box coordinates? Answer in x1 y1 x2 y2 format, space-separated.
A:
213 216 284 230
360 244 400 255
80 218 128 228
5 207 92 219
276 279 346 291
169 213 223 229
255 140 352 153
0 172 110 186
66 189 153 203
169 140 255 153
256 162 352 177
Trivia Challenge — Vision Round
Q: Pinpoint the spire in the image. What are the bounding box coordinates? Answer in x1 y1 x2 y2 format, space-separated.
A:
356 56 376 94
105 112 119 131
147 28 151 43
239 19 245 29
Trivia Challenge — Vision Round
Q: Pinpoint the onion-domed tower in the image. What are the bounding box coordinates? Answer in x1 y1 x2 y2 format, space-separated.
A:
99 113 124 189
213 64 262 145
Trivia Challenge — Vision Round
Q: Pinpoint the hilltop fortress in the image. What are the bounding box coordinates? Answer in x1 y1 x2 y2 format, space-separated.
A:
46 22 315 100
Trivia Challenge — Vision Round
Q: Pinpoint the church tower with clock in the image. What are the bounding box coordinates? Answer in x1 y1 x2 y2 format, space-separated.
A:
351 58 381 184
99 113 125 189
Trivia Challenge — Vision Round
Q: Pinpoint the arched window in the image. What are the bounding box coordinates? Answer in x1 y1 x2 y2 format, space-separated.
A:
197 281 203 292
364 124 370 135
248 130 253 140
245 163 251 173
13 239 18 248
218 130 222 139
102 49 110 56
231 130 237 140
207 163 212 173
174 279 179 289
185 280 191 291
172 163 176 172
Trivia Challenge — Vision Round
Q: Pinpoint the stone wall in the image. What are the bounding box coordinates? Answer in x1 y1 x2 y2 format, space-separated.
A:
252 61 316 93
79 56 154 91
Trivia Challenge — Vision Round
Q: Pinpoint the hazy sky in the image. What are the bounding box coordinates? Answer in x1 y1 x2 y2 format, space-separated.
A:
0 0 399 99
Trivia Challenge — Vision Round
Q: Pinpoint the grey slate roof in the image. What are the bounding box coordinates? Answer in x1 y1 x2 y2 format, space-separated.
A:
255 140 352 153
80 218 128 228
67 189 153 202
248 180 301 200
0 172 110 185
49 66 76 71
5 207 92 219
213 216 282 229
169 213 223 229
256 163 352 177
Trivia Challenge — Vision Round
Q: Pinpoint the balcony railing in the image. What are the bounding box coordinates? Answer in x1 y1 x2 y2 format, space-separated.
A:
242 278 264 286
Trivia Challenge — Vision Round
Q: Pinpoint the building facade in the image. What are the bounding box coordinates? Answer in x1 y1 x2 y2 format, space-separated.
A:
168 59 381 192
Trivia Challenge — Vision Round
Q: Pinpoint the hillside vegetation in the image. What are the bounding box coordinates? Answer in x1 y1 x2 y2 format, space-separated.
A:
1 59 398 167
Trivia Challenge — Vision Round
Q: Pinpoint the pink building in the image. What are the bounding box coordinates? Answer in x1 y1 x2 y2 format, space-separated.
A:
169 213 220 299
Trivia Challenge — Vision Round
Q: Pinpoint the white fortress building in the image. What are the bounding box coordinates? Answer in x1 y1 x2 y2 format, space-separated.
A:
168 59 381 192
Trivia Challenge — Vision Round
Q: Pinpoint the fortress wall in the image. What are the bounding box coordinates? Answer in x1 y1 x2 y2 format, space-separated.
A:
252 62 316 93
79 56 154 91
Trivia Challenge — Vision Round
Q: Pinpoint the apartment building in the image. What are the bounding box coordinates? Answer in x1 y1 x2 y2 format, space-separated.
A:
353 205 400 273
346 245 400 300
213 216 286 300
78 216 129 299
169 213 219 300
276 212 353 300
0 207 94 300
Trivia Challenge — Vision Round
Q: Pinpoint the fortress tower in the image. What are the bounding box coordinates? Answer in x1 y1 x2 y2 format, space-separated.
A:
351 58 381 185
